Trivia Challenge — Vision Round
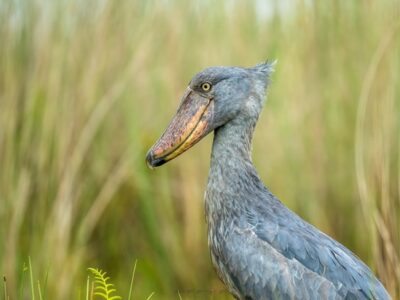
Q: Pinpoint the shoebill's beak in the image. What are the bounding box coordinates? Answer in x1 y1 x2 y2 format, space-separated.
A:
146 88 214 168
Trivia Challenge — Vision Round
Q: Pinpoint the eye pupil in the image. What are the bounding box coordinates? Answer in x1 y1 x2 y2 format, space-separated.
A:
201 83 211 91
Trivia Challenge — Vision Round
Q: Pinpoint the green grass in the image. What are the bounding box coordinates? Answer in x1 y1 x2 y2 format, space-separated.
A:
7 260 142 300
0 0 399 299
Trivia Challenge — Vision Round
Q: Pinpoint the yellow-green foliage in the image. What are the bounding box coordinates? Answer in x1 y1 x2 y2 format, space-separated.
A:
0 0 399 299
88 268 121 300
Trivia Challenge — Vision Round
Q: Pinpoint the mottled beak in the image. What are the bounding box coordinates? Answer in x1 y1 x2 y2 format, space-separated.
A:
146 88 214 168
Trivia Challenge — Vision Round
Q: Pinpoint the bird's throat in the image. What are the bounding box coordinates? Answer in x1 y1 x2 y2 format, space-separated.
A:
211 117 256 166
205 116 260 232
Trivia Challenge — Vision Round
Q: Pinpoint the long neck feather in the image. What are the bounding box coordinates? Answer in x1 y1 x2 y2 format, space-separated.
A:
205 113 262 216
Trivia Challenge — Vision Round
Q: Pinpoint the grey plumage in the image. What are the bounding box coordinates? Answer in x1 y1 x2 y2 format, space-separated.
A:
146 63 391 300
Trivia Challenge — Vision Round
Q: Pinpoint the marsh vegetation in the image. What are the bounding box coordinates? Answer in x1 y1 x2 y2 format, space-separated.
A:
0 0 399 299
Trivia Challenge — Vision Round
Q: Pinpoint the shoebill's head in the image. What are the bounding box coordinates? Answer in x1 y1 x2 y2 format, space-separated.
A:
146 62 274 168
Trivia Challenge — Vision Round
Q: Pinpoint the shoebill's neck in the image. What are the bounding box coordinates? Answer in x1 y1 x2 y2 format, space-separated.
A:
206 115 262 215
211 116 255 167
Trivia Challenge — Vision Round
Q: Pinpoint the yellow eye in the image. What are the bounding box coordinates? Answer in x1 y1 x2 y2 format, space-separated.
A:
201 82 211 92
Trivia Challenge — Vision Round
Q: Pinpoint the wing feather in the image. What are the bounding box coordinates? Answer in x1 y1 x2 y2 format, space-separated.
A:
220 227 348 300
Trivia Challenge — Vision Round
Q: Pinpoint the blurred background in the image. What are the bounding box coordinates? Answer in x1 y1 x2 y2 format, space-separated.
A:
0 0 399 299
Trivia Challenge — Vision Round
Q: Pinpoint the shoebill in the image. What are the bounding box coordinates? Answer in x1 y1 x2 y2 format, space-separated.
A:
145 63 390 300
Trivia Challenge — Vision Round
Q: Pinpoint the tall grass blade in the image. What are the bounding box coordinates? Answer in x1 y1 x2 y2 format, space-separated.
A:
37 280 43 300
127 260 137 300
3 276 8 300
28 257 35 300
86 276 90 300
17 263 28 300
145 292 155 300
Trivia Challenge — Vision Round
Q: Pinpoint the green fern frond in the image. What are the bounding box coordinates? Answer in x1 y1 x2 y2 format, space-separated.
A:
88 268 121 300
